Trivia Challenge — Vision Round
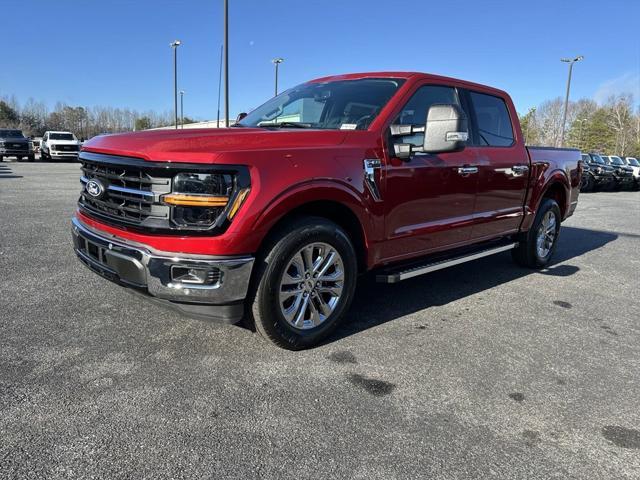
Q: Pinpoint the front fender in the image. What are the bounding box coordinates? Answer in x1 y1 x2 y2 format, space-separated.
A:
250 179 377 247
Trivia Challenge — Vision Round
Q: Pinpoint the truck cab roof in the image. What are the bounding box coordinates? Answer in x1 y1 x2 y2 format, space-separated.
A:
309 71 511 98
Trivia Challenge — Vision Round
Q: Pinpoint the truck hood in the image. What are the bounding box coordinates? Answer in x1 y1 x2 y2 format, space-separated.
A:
82 128 349 163
0 137 29 144
49 139 80 145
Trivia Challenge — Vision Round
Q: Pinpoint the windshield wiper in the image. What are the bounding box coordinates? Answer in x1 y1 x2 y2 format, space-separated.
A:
258 122 313 129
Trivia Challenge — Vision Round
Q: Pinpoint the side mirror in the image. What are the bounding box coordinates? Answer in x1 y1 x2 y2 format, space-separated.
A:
235 112 247 123
390 104 468 159
423 104 468 154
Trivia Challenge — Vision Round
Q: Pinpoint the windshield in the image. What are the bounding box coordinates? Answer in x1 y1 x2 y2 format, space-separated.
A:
0 129 24 138
591 154 605 164
628 158 640 167
50 133 75 141
609 156 623 165
237 78 405 130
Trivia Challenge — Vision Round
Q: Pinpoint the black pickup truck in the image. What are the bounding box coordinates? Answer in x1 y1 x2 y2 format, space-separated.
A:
580 153 615 192
0 129 34 162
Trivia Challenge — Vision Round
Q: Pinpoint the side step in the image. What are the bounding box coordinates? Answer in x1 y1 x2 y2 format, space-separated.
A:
376 242 518 284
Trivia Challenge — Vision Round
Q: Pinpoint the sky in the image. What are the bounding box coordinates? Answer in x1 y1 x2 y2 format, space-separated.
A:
2 0 639 121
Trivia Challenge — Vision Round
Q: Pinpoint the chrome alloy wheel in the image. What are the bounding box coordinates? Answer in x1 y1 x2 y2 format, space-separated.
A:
279 242 345 330
536 210 557 258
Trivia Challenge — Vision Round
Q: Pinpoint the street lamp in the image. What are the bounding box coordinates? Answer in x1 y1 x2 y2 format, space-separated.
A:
170 40 182 129
223 0 229 127
559 55 584 147
272 57 284 96
180 90 185 128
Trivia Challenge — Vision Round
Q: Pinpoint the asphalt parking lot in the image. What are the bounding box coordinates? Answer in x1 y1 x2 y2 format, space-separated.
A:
1 161 639 479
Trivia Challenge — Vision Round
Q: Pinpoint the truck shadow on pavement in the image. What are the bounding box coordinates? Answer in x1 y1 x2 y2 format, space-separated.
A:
0 164 22 179
332 226 617 342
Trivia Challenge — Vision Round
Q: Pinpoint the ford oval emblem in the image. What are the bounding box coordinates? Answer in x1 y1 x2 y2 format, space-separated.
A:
86 179 105 199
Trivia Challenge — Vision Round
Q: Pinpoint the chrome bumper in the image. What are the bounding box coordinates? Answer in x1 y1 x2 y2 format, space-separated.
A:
51 152 79 159
71 217 254 321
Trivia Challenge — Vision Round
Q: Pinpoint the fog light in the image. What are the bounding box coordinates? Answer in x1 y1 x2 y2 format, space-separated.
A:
171 266 221 285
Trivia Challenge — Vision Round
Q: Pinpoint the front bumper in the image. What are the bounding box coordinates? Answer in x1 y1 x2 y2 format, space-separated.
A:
0 148 31 156
50 152 79 160
613 175 634 184
71 216 254 323
590 173 614 184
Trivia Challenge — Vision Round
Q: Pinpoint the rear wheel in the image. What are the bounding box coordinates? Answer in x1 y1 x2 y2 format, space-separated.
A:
512 198 561 268
248 217 357 350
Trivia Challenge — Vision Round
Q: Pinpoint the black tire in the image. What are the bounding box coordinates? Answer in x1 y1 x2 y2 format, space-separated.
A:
581 174 594 192
512 198 561 269
247 216 357 350
28 155 35 162
41 150 49 161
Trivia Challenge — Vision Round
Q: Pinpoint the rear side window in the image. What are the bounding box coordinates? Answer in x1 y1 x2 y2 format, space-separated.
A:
393 85 460 146
469 91 514 147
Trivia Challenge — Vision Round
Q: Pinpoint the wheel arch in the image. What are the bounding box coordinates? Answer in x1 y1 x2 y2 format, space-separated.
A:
252 183 372 273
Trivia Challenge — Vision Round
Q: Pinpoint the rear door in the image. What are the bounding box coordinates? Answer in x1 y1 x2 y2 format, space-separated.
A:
463 90 530 239
381 83 479 261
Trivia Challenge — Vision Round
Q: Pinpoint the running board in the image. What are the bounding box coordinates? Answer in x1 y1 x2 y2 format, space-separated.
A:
376 242 518 284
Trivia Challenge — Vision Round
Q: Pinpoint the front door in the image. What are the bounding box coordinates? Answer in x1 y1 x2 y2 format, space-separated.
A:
380 84 479 262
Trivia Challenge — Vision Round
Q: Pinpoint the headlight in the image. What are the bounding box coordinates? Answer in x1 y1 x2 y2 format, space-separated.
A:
0 142 5 148
162 172 249 228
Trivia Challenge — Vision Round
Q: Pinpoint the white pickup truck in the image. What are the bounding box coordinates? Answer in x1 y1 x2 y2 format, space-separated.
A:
40 131 81 161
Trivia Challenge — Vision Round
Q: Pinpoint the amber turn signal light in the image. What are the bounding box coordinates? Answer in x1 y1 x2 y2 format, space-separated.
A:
227 188 250 219
162 193 229 207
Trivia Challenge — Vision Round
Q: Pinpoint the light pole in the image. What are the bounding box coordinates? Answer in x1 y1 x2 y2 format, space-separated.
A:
170 40 182 129
272 57 284 96
559 55 583 147
180 91 185 128
223 0 229 127
216 44 223 127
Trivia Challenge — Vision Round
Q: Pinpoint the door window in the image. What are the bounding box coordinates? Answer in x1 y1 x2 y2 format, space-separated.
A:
393 85 460 146
468 91 514 147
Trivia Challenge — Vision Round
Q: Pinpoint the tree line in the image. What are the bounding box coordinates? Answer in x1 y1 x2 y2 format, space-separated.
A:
519 93 639 157
0 95 196 139
1 92 638 157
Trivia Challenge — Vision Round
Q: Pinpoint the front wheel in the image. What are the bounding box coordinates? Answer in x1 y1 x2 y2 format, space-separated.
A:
248 217 357 350
512 198 561 268
581 174 594 192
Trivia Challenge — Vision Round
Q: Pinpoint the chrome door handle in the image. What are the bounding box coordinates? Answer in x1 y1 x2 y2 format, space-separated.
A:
457 166 478 175
511 165 529 176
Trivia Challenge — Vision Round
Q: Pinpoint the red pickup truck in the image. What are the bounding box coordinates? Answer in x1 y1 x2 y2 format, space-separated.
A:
72 72 581 349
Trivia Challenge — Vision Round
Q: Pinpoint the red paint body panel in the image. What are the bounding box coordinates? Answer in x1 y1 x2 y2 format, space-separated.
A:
76 71 580 270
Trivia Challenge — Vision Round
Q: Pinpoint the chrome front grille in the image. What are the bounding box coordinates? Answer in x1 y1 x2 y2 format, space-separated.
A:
79 156 171 226
77 151 250 234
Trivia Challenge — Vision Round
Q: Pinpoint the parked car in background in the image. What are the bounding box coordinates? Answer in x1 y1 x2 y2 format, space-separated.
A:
71 71 581 349
621 157 640 189
603 155 635 189
40 131 81 161
580 153 615 191
0 128 35 161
